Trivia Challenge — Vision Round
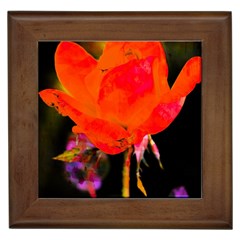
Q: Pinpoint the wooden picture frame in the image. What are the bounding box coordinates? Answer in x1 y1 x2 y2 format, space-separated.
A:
8 11 232 228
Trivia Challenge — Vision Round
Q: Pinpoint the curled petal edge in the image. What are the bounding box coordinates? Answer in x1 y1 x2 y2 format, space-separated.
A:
39 89 132 154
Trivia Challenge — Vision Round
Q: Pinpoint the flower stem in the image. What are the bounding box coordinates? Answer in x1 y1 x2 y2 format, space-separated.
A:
122 147 133 197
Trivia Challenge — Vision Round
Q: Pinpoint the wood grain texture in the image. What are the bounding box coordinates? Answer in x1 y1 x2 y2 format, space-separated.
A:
8 11 232 229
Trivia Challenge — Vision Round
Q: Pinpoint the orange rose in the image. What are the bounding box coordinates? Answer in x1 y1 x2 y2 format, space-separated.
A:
39 42 201 154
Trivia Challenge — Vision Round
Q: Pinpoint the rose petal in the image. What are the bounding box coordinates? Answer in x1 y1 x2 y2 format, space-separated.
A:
152 56 170 101
39 89 131 154
160 56 201 103
98 41 166 71
98 57 160 129
97 42 124 71
133 57 201 136
83 68 104 105
72 125 131 155
171 56 201 97
134 97 185 135
55 41 97 115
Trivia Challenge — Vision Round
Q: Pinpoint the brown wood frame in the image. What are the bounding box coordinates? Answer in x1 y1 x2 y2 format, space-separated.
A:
8 11 232 229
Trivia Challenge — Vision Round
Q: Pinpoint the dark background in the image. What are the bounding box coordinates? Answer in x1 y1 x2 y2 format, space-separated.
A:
38 41 201 198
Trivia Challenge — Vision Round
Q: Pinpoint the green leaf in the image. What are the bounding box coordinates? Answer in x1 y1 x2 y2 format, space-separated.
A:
53 148 81 162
